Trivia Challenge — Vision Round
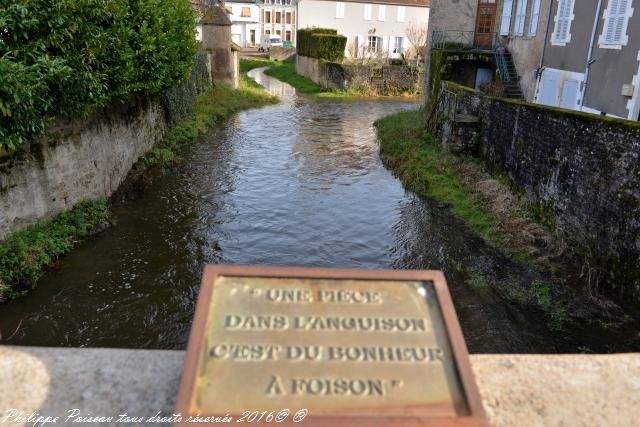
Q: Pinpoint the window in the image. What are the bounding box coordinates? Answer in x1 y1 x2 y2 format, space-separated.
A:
266 29 270 34
265 10 271 23
367 35 378 52
336 2 345 18
276 11 281 23
364 4 372 20
599 0 633 48
276 0 281 4
392 36 404 54
286 11 292 24
276 30 281 35
378 5 386 21
513 0 528 35
264 0 271 4
500 0 513 35
241 7 251 17
551 0 575 45
528 0 541 35
397 6 406 22
285 30 292 41
285 0 291 4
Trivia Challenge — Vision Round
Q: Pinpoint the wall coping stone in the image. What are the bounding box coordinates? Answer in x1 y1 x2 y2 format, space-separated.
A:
0 346 638 426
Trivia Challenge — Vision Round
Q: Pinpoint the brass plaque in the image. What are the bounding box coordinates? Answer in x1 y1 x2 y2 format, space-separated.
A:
177 266 486 427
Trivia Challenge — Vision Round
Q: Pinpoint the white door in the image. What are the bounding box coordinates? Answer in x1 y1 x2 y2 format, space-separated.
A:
537 69 560 106
559 80 580 110
475 68 493 89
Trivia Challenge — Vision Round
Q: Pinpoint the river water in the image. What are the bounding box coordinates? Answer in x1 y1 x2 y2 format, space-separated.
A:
0 69 618 353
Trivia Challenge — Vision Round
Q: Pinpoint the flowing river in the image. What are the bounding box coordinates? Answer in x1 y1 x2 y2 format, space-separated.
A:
1 68 628 353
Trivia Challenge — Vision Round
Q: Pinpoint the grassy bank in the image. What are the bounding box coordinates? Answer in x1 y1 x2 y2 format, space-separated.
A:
0 200 113 301
375 109 507 248
241 58 372 98
374 109 577 330
0 78 277 302
142 79 277 169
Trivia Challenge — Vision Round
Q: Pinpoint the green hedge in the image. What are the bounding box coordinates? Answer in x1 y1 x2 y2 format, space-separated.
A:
297 28 346 62
0 0 198 150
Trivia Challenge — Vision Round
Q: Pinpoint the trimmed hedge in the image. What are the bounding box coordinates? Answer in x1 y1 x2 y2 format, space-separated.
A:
297 28 346 62
0 0 198 150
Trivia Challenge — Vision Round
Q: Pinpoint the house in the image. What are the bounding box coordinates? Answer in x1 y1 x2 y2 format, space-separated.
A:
297 0 431 59
227 0 261 47
534 0 640 120
257 0 298 43
498 0 552 101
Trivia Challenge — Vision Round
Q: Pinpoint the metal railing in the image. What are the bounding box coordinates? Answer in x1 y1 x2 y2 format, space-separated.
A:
431 30 502 51
494 49 513 84
426 88 459 134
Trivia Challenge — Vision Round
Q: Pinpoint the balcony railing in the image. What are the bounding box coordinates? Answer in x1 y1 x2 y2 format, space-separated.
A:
431 30 502 51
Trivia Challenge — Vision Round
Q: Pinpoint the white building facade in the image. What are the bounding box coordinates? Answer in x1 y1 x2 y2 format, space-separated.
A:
228 1 261 47
258 0 298 43
297 0 430 59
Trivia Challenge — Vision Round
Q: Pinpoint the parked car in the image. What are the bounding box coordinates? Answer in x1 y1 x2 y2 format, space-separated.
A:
258 35 283 52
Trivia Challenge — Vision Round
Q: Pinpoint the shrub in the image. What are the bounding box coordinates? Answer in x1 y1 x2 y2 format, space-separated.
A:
0 0 198 149
297 28 346 62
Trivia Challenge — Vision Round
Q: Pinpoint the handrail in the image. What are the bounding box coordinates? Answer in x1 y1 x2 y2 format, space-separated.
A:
426 87 459 134
431 30 502 51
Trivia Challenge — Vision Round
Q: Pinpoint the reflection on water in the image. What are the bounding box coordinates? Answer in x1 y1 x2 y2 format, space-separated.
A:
0 69 590 352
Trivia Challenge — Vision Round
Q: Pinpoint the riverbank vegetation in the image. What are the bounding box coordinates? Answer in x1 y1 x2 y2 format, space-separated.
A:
1 0 198 149
140 79 277 170
374 109 575 330
0 200 113 302
241 58 378 98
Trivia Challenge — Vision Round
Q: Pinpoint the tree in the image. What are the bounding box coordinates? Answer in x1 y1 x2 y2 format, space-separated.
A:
405 24 427 66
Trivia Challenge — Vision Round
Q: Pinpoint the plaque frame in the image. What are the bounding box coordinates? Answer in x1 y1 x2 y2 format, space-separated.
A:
176 265 488 427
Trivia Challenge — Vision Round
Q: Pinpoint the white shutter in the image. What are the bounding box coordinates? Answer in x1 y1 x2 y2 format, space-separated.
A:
364 4 372 20
397 6 406 22
378 5 386 21
528 0 541 35
500 0 513 35
602 0 630 45
514 0 528 35
552 0 574 45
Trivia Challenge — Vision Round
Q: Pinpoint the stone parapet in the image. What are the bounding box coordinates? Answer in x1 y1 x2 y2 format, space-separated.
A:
0 346 638 426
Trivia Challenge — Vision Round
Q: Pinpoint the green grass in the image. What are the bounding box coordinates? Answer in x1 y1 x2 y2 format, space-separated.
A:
374 109 506 247
241 58 359 98
0 199 113 301
142 78 278 168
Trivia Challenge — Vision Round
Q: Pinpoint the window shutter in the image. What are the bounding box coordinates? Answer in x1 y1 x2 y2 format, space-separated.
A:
500 0 513 35
528 0 541 35
514 0 528 35
553 0 574 44
397 6 406 22
603 0 629 44
378 5 386 21
364 4 372 20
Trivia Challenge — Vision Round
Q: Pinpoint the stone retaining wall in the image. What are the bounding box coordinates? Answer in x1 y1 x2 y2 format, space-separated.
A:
431 81 640 301
0 53 211 241
297 55 423 95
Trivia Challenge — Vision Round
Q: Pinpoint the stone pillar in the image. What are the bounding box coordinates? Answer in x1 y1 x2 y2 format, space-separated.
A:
201 5 235 87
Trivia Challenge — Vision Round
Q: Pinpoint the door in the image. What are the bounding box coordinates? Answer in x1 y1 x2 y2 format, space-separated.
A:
475 68 493 89
537 69 560 106
475 0 497 49
559 80 580 110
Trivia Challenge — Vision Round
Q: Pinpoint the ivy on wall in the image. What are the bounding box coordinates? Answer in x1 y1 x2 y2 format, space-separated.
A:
0 0 198 149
